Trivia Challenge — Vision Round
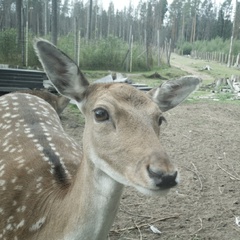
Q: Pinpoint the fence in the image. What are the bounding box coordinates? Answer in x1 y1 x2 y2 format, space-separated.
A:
190 50 240 67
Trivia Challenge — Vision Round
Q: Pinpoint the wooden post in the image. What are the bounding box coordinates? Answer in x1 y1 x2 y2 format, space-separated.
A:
74 17 78 63
157 29 161 67
26 20 28 67
129 35 133 72
77 30 81 66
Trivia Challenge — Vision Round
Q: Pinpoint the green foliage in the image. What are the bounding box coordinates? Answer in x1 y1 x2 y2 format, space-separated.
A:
0 30 151 71
178 41 192 55
0 29 20 64
192 37 228 53
0 30 166 71
80 36 128 71
0 29 40 67
178 37 240 57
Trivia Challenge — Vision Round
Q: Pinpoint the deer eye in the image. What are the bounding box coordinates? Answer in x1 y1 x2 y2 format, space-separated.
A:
94 108 109 122
158 116 166 126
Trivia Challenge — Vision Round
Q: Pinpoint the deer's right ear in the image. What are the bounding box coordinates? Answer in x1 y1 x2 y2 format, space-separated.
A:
34 39 89 102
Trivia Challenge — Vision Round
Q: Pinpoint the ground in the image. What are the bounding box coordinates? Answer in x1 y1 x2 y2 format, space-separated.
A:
61 100 240 240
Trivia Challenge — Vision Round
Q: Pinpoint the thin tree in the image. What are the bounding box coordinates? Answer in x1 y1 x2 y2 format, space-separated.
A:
87 0 93 41
16 0 22 49
52 0 58 45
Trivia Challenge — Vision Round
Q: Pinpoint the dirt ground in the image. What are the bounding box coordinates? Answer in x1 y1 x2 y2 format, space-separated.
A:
61 99 240 240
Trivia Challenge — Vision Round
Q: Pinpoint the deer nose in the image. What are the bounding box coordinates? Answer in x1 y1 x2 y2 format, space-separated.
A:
147 166 178 189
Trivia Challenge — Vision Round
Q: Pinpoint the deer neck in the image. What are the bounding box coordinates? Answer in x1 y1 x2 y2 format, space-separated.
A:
56 96 70 115
62 155 124 240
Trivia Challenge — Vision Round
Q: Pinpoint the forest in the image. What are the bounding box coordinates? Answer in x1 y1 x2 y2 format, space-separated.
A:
0 0 240 71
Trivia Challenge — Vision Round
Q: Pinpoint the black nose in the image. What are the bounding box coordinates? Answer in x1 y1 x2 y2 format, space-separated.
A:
147 167 178 189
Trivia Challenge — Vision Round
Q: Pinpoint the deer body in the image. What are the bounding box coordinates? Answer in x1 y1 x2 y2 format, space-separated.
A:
0 39 201 239
16 89 70 115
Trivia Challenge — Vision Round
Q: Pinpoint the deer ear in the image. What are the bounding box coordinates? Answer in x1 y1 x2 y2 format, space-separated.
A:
34 38 89 102
147 76 202 112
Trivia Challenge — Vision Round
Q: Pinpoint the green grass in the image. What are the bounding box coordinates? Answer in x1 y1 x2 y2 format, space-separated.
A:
68 104 85 125
76 55 240 105
172 53 240 82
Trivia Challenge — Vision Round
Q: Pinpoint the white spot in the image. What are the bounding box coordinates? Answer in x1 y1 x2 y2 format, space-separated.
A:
16 206 26 213
29 217 46 232
2 139 9 146
2 112 11 118
36 144 44 151
11 177 18 183
14 185 23 190
36 183 42 189
16 219 25 229
0 170 5 177
10 148 17 153
42 156 50 162
0 164 5 172
11 114 19 118
36 177 43 182
36 188 43 194
0 180 6 186
0 208 4 215
4 131 13 139
6 223 13 230
11 96 18 100
26 167 34 174
7 216 14 223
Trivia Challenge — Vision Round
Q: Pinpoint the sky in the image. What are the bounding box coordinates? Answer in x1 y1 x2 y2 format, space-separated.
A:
101 0 225 11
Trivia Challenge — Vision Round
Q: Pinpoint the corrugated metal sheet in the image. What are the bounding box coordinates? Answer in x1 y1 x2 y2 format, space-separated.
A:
0 68 48 93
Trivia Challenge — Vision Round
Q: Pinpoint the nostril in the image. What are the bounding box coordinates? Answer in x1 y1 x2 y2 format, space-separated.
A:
147 166 178 189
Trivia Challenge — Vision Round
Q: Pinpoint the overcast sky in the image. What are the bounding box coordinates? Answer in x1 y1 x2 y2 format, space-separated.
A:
101 0 225 11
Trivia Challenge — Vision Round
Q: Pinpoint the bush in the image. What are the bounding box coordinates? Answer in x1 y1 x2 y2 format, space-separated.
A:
176 41 193 55
0 30 163 71
0 29 20 63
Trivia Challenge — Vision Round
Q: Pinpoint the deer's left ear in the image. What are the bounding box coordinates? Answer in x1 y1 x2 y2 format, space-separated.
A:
147 76 202 112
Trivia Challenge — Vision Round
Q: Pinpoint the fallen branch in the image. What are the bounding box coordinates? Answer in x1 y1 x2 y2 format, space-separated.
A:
190 217 203 235
184 163 203 191
133 220 143 240
119 207 153 218
111 214 180 233
217 162 240 181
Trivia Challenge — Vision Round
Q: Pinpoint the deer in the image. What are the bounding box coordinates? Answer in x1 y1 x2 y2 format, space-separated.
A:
0 39 201 240
15 89 70 115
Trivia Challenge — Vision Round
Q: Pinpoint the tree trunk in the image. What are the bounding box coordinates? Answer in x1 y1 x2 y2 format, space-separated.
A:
16 0 22 49
87 0 93 41
52 0 58 45
44 0 48 36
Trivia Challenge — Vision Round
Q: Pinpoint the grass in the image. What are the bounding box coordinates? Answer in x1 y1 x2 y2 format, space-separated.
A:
68 104 85 125
73 54 240 106
172 53 240 82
